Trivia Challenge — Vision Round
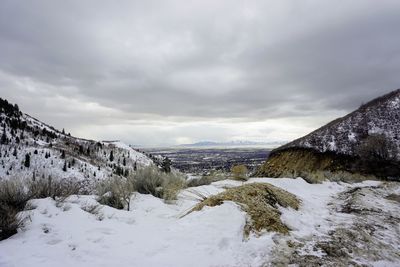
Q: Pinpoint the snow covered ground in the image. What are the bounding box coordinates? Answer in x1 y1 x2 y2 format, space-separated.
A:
0 104 154 185
108 141 153 166
0 178 399 267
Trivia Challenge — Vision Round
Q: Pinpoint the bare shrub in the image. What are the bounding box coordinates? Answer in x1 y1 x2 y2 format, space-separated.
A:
0 179 30 240
162 173 187 201
97 192 125 210
96 166 187 207
111 177 134 210
356 134 398 161
133 166 186 201
133 166 164 197
96 178 124 209
96 174 138 210
0 204 25 240
28 177 82 200
187 171 227 187
127 166 187 201
0 177 82 240
0 179 30 210
230 164 249 181
187 176 213 187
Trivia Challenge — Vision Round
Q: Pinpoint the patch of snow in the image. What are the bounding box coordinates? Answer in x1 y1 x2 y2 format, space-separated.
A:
0 193 273 267
109 141 152 166
348 132 356 142
388 96 400 109
248 177 348 238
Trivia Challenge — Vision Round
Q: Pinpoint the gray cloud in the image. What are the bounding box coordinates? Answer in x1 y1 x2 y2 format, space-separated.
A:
1 0 400 145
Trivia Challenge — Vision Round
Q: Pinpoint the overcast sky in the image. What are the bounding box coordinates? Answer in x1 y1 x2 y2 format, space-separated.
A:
1 0 400 146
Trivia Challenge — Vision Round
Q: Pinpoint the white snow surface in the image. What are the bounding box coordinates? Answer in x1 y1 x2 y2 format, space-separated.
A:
109 141 152 166
0 178 390 267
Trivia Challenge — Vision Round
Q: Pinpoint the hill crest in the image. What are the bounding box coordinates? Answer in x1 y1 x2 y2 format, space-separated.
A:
0 98 153 189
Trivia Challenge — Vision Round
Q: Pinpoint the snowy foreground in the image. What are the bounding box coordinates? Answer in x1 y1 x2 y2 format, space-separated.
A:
1 178 399 267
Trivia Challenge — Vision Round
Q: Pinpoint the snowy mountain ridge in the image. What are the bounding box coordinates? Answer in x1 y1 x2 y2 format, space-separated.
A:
0 98 153 188
258 89 400 182
278 89 400 159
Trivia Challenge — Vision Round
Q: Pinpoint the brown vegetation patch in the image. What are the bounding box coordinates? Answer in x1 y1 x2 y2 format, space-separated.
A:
188 183 300 235
386 193 400 203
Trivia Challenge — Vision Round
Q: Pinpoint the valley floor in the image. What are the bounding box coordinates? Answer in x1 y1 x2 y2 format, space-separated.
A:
0 178 399 267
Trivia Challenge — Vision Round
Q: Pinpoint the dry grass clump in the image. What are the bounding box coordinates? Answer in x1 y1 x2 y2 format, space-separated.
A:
189 183 300 235
0 179 30 240
230 164 249 181
0 204 25 240
133 167 164 197
187 176 213 187
385 193 400 203
0 177 84 240
96 177 129 210
0 179 30 210
96 166 187 209
162 174 187 201
29 177 83 200
133 166 186 201
187 171 227 187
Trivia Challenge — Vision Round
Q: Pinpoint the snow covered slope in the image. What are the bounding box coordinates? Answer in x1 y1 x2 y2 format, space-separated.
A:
0 178 398 266
0 98 152 188
258 89 400 181
279 89 400 159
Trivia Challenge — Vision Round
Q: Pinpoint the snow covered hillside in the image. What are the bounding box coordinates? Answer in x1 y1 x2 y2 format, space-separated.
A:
0 98 152 188
279 89 400 159
0 177 399 267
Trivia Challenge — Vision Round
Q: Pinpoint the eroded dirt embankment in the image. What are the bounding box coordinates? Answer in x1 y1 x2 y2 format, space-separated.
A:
256 148 399 183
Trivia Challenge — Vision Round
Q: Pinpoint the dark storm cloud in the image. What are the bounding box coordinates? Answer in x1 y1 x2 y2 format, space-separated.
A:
1 0 400 145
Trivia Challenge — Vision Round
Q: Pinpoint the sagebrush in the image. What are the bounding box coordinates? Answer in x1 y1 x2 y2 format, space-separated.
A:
97 166 187 209
0 177 83 240
187 171 227 187
0 179 30 240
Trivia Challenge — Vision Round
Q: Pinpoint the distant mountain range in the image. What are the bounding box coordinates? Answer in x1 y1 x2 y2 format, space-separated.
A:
258 88 400 182
178 140 287 148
